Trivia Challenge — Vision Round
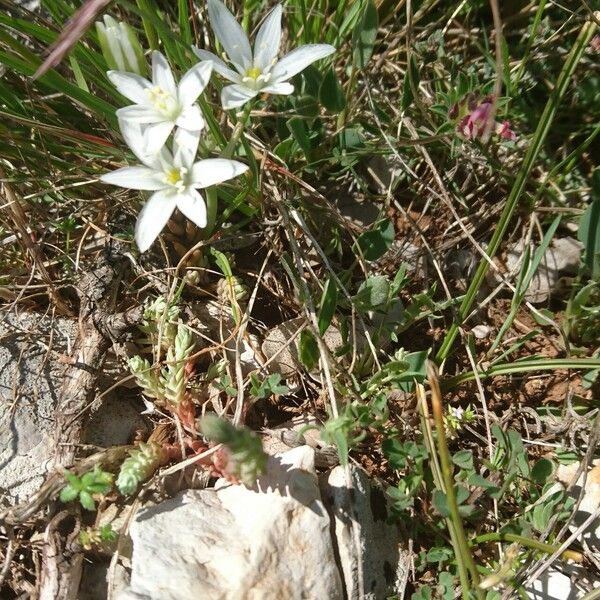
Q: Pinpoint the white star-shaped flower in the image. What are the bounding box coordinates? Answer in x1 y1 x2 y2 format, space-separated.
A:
108 51 213 153
193 0 335 110
100 119 248 252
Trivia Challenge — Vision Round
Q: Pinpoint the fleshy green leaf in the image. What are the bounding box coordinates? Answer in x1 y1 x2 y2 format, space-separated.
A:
299 330 320 370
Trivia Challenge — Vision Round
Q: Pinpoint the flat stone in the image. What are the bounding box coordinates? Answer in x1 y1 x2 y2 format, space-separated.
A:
119 447 343 600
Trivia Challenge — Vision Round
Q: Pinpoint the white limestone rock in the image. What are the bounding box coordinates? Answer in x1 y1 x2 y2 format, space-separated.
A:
119 446 344 600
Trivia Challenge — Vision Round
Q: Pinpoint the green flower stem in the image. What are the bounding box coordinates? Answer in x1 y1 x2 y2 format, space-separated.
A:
203 187 219 238
435 16 598 365
442 357 600 390
203 103 253 237
223 102 253 159
428 363 484 599
470 532 582 563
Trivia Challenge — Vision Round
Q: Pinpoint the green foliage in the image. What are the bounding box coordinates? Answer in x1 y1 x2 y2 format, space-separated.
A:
352 0 378 69
60 466 113 511
117 442 166 496
355 218 395 261
318 278 338 335
200 415 267 485
299 329 320 370
250 373 289 399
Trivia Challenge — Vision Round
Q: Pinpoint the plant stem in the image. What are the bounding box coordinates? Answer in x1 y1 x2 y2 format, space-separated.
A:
428 362 484 599
435 16 598 364
223 103 253 159
470 532 582 563
417 384 472 599
203 103 254 237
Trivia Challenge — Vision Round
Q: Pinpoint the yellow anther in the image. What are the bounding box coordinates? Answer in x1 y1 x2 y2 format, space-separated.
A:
245 67 262 80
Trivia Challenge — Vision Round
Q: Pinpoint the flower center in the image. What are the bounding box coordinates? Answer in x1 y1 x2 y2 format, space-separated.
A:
147 86 178 118
163 166 188 192
245 66 262 80
242 67 271 91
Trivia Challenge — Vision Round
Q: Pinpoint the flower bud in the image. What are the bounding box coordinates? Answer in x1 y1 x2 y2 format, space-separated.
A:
96 15 146 76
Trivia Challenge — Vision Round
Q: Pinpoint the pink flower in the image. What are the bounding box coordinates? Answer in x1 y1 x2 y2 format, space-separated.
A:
496 120 516 140
459 101 494 139
456 97 517 142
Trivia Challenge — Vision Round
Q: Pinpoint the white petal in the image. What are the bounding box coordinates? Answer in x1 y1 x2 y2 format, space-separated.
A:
118 118 162 170
192 47 241 82
253 4 282 72
107 71 152 104
176 189 207 228
100 166 166 190
175 104 205 132
178 61 213 107
207 0 252 73
260 82 294 95
135 190 178 252
270 44 335 82
173 128 200 169
151 51 177 96
142 121 174 154
116 105 163 124
221 84 258 110
191 158 248 188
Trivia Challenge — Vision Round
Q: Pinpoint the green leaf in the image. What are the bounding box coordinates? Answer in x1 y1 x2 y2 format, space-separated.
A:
355 275 390 310
426 546 453 564
452 450 474 471
319 67 346 112
63 470 81 489
299 330 319 370
287 117 312 161
432 489 450 517
318 278 338 335
79 490 96 511
332 429 349 466
59 486 79 503
352 0 378 69
578 197 600 279
356 218 394 261
531 458 555 484
401 55 420 110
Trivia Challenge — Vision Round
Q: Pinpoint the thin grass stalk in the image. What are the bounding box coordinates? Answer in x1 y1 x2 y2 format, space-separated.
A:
135 0 159 50
417 384 472 599
443 357 600 389
470 532 582 562
435 16 599 364
513 0 548 94
428 362 484 598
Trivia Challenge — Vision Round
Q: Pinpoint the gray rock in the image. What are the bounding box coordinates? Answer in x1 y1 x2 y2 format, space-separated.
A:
501 237 583 303
0 309 147 504
0 310 77 503
320 466 409 600
119 447 344 600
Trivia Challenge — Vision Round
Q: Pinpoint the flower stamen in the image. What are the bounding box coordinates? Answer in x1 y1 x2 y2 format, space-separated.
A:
163 166 188 192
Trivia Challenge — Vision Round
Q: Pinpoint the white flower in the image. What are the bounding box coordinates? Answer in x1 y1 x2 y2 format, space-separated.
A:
108 51 212 153
100 119 248 252
95 15 146 76
193 0 335 110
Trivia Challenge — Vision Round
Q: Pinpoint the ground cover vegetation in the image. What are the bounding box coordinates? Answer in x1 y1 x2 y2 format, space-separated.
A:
0 0 599 597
